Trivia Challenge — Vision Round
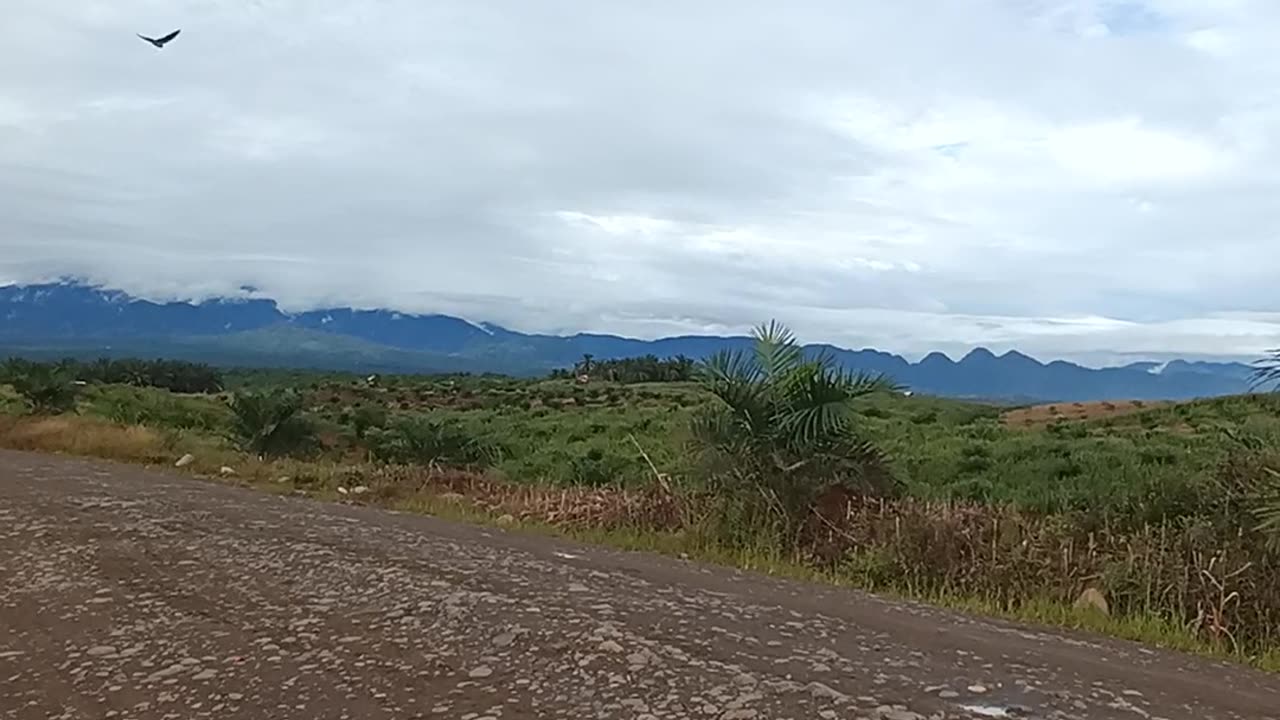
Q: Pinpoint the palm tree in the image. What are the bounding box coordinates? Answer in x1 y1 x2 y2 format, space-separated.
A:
5 362 78 415
1249 350 1280 541
226 389 315 457
688 320 901 535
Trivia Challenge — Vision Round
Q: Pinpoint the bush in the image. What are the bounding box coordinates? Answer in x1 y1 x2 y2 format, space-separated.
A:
2 360 79 415
89 386 228 432
366 414 499 467
569 446 633 486
226 389 315 457
349 404 389 439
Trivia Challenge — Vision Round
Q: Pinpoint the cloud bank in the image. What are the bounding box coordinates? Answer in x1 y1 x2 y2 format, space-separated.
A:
3 0 1280 365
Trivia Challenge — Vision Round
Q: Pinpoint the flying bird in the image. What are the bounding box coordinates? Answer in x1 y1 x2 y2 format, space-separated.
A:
137 29 181 49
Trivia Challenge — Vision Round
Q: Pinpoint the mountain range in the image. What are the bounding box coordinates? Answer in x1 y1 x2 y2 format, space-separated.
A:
0 280 1265 403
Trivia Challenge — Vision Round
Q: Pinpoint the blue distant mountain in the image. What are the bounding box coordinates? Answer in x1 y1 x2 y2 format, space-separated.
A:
0 280 1261 402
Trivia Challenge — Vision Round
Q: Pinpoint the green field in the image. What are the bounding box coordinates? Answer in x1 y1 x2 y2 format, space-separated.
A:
67 366 1280 526
3 352 1280 668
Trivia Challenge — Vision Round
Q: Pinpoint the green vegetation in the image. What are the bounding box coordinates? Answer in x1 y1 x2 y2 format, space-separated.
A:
1 359 80 414
226 388 316 457
689 321 900 544
85 384 230 432
2 356 222 394
3 327 1280 669
549 353 697 383
366 414 500 467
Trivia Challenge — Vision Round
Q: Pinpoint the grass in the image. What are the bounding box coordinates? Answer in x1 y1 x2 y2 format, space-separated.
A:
3 371 1280 672
0 415 172 461
72 373 1280 521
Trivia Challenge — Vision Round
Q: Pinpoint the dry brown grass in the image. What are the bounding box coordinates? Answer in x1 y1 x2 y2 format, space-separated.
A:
802 491 1280 656
323 464 686 531
0 415 170 462
1001 399 1172 429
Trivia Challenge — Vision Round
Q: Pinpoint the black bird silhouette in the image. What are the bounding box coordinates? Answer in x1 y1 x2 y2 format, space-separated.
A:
137 29 181 49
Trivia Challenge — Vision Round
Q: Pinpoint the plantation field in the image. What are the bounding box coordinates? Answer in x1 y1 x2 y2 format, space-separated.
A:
3 348 1280 669
215 370 1280 522
8 366 1280 521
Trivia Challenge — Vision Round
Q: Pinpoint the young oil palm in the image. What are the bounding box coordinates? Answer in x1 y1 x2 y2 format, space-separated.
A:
689 320 901 533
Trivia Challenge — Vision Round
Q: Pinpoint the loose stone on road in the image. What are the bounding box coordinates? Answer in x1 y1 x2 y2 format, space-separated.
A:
1 449 1278 719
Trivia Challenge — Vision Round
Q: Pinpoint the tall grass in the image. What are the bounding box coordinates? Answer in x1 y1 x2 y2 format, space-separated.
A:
84 384 231 432
0 415 170 462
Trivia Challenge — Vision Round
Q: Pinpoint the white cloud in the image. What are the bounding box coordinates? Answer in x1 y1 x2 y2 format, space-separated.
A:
1046 117 1229 185
2 0 1280 364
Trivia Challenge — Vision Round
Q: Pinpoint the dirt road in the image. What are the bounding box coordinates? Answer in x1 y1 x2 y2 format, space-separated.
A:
2 450 1277 719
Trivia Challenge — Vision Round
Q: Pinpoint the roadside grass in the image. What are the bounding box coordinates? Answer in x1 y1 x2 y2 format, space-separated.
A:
2 409 1277 674
0 415 173 462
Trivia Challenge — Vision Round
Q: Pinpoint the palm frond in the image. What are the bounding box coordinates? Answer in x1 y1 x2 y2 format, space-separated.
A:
775 362 856 447
1250 350 1280 391
701 353 757 409
753 319 803 382
700 348 762 388
698 348 772 432
1253 467 1280 536
839 369 902 397
832 437 900 497
804 346 842 373
688 407 763 465
780 402 852 448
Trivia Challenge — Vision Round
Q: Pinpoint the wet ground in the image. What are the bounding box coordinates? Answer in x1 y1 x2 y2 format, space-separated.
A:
2 449 1278 719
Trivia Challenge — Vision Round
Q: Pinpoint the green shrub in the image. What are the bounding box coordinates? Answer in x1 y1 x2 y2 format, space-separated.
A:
349 403 389 439
2 361 78 415
89 386 228 431
366 414 499 467
226 389 316 457
569 447 631 486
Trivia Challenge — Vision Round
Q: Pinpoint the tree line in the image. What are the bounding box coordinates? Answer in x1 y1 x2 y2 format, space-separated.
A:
549 353 697 383
1 356 224 395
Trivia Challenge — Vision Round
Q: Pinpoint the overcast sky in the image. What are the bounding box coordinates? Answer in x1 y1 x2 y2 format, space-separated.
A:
3 1 1280 365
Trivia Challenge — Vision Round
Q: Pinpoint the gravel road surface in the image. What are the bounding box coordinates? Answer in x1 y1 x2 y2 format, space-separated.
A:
2 449 1278 719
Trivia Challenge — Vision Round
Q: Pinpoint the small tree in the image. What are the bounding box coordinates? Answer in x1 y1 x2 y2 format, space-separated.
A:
226 389 315 457
3 361 79 415
688 320 900 541
350 403 389 440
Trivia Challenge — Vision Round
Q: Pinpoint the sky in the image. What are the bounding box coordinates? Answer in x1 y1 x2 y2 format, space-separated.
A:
3 0 1280 366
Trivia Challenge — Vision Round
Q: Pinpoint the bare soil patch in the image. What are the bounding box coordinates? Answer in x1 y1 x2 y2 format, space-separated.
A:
1001 399 1172 429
